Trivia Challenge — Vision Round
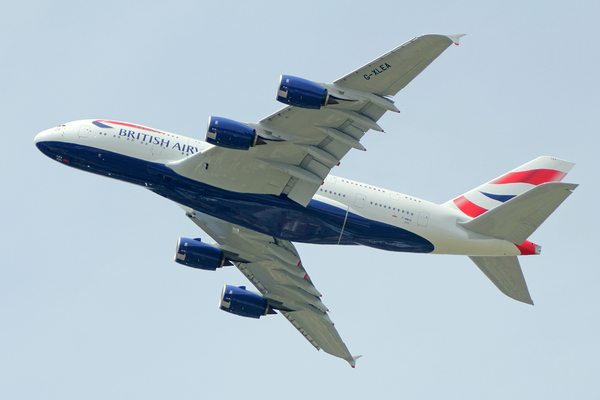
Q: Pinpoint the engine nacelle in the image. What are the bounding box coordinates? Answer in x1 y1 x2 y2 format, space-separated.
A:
276 75 330 109
219 285 270 319
174 237 225 271
205 116 259 150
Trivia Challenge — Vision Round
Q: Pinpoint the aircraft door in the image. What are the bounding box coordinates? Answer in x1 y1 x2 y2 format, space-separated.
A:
78 125 91 138
418 211 430 227
354 194 366 208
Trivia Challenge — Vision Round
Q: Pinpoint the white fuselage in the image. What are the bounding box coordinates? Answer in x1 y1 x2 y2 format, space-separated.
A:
35 120 524 257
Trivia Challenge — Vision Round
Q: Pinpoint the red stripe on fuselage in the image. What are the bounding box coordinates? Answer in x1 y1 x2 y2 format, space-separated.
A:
97 120 165 134
453 196 488 217
490 169 566 185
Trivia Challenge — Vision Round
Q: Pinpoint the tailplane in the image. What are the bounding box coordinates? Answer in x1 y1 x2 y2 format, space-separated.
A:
459 182 577 244
446 157 577 304
469 256 533 304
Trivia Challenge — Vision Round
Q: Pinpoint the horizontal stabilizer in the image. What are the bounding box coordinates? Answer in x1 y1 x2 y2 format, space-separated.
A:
459 182 578 244
469 256 533 304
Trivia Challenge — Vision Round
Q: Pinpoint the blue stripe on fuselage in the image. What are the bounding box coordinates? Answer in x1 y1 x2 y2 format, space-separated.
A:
36 141 434 253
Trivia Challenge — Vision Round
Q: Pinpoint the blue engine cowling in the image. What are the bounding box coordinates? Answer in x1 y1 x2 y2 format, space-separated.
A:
276 75 330 109
174 237 225 271
219 285 270 319
205 116 258 150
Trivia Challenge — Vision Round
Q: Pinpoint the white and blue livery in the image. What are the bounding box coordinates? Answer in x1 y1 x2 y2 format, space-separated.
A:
35 34 577 367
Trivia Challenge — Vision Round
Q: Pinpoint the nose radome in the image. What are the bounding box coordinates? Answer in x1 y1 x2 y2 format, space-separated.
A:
34 128 52 144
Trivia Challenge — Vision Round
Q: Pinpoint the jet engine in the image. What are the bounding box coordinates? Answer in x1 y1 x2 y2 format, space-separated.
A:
205 116 262 150
219 285 274 319
174 237 226 271
276 75 338 109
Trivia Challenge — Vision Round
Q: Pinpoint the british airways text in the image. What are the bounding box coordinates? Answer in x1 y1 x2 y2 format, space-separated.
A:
118 129 199 154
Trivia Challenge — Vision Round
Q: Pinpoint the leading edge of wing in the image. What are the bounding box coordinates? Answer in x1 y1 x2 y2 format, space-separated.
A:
181 206 360 367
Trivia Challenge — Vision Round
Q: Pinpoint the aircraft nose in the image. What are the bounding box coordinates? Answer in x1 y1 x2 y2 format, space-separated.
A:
34 128 53 144
34 126 65 157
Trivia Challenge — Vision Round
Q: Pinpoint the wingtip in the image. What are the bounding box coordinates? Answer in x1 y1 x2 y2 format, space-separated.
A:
447 33 467 45
348 355 363 368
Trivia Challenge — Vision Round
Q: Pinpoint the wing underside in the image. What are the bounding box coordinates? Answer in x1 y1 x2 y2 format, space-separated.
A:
168 35 464 365
167 34 461 206
180 205 359 366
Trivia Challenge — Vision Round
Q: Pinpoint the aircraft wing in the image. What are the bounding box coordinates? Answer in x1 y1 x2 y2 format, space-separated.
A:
180 205 360 367
167 34 462 206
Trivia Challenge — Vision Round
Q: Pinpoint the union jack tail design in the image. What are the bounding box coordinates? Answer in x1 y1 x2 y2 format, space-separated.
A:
444 157 577 304
443 156 575 218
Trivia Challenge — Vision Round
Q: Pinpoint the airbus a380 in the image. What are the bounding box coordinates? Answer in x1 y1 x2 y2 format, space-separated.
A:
35 34 577 367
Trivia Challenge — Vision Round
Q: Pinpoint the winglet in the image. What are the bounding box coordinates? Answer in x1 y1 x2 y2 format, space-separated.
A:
447 33 466 45
349 355 363 368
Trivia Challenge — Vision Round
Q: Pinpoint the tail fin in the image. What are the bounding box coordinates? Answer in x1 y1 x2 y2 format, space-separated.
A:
444 156 575 218
450 157 577 305
444 156 577 243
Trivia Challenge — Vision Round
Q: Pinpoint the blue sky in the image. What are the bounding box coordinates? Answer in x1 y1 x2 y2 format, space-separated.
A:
2 1 599 399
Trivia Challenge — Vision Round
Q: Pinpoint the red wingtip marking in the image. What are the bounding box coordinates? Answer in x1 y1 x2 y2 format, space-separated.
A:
454 42 459 46
337 162 340 166
303 273 307 279
363 149 367 152
297 261 302 266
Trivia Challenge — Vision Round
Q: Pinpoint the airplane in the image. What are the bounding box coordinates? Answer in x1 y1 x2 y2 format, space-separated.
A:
34 34 577 367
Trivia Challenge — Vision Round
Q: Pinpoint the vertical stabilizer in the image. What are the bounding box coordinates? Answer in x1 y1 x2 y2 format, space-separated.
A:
451 157 578 304
444 156 575 218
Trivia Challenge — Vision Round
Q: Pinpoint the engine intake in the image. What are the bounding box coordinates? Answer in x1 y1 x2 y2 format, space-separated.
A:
206 116 260 150
276 75 336 109
174 238 225 271
219 285 272 319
